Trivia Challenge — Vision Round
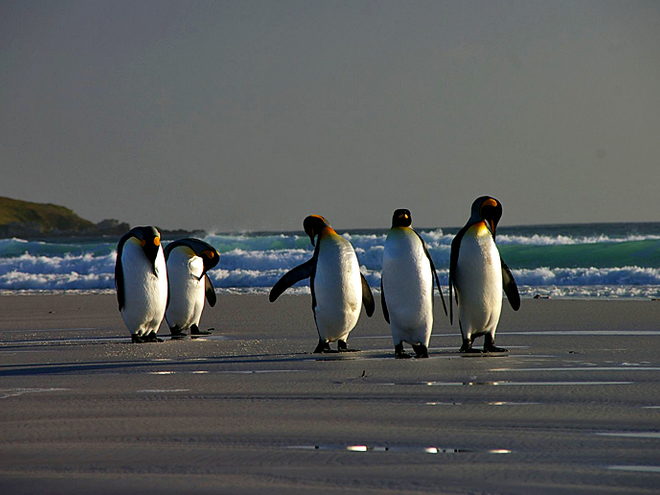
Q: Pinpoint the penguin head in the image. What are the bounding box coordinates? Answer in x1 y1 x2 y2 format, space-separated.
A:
199 248 219 272
391 209 412 228
130 226 162 265
303 215 331 246
469 196 502 236
164 238 219 272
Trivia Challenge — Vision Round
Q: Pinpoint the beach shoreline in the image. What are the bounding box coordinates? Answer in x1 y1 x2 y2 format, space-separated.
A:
1 294 659 494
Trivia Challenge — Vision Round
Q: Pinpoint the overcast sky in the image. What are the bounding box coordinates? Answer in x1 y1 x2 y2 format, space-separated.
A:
1 1 659 232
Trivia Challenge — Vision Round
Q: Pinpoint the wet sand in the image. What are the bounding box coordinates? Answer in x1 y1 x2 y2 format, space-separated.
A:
0 294 659 494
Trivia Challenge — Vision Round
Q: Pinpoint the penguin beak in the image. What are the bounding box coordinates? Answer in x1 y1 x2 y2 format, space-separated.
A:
201 250 216 271
487 219 496 236
479 199 500 237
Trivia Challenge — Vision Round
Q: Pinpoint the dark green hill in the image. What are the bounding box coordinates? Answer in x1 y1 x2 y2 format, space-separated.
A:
0 197 129 238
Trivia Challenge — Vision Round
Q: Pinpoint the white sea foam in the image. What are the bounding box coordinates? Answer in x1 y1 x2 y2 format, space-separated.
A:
517 285 660 300
513 267 660 286
499 232 660 245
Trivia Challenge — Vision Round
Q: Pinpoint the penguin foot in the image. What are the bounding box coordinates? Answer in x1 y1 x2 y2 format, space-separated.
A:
131 333 162 343
459 339 483 353
484 345 508 352
412 344 429 359
314 339 332 354
191 324 212 336
337 340 360 352
484 334 508 352
168 327 187 339
394 344 412 359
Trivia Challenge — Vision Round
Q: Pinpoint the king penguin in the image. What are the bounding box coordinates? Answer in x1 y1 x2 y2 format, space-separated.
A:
115 226 168 343
381 209 448 358
449 196 521 353
269 215 375 353
164 238 219 338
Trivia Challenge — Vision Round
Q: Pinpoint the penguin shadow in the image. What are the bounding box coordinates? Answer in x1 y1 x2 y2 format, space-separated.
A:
0 350 318 377
306 348 390 362
162 328 226 341
307 348 510 362
455 350 511 358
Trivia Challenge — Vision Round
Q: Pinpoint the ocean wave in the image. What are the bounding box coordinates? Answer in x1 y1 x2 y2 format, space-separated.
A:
0 252 114 274
0 237 115 257
512 267 660 286
8 254 659 292
204 233 309 253
216 248 311 271
1 223 660 297
497 233 660 246
0 270 114 290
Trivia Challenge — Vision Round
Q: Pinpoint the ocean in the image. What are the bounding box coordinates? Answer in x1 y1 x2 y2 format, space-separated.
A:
1 222 660 299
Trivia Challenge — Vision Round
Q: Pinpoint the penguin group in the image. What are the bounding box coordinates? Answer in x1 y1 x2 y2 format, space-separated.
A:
115 228 219 343
115 196 520 357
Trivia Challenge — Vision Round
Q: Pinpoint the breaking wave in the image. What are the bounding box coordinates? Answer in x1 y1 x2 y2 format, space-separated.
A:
2 222 660 298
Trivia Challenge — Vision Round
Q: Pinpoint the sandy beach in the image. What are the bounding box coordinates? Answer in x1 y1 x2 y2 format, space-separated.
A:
0 293 659 494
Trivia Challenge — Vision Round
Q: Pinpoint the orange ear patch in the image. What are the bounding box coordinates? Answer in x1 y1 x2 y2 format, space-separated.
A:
154 237 161 246
323 227 339 237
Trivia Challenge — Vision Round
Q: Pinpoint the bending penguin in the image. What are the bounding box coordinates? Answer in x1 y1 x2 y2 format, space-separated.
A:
164 238 219 338
115 226 168 343
449 196 520 353
269 215 375 353
381 209 448 358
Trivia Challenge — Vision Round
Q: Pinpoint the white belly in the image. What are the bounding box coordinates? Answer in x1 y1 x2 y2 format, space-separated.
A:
120 241 168 336
165 249 205 331
312 236 362 343
382 229 433 346
455 229 502 338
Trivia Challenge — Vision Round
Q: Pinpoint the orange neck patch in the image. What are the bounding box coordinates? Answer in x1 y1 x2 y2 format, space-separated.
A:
469 220 490 236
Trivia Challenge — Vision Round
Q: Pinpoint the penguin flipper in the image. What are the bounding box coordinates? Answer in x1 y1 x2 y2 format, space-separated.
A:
380 278 390 324
269 259 315 302
431 267 448 317
361 273 375 317
448 228 467 325
114 233 130 311
448 282 453 325
501 259 521 311
205 274 217 307
115 268 124 311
